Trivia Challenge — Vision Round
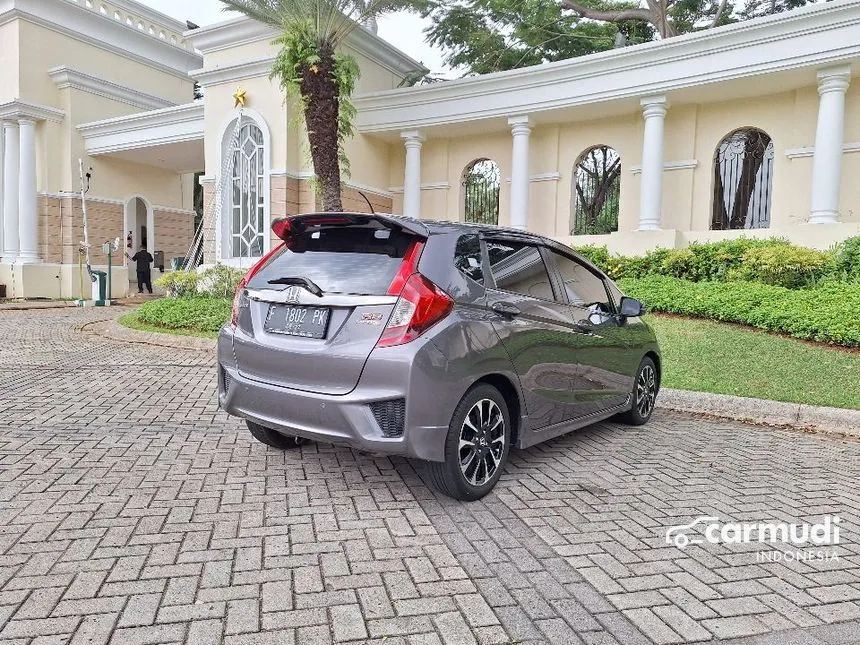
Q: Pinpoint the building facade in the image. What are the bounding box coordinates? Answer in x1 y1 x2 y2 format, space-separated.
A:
1 0 858 301
0 0 200 298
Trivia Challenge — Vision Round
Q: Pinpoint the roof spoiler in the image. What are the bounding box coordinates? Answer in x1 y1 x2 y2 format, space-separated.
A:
272 213 429 241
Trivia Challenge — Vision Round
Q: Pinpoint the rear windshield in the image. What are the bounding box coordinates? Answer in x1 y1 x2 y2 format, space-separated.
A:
248 226 414 295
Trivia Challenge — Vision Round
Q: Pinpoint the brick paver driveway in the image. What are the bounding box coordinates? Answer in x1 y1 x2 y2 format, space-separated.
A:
0 308 859 645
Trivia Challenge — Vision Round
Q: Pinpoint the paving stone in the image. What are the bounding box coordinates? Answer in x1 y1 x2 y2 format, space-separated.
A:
0 309 859 645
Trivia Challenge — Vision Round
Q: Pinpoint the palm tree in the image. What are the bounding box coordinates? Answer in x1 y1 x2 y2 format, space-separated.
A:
220 0 412 211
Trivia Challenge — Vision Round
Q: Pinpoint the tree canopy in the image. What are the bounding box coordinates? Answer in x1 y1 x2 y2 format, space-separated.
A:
421 0 815 75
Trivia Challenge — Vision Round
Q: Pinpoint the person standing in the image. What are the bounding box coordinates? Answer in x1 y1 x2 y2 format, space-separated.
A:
127 245 154 294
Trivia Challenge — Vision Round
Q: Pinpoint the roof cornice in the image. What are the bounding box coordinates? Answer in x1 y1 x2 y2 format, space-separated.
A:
48 66 175 110
191 58 274 88
185 15 424 78
0 100 65 122
78 101 203 136
354 0 860 133
0 0 202 81
77 102 203 157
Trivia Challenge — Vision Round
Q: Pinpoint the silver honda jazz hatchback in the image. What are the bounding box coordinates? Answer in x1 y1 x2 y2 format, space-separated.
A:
218 213 660 501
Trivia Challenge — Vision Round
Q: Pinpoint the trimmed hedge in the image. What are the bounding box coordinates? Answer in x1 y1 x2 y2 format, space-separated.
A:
619 275 860 347
574 237 853 288
136 296 231 333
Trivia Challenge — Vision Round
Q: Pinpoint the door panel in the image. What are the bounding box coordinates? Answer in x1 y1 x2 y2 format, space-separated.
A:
543 249 638 413
483 240 594 429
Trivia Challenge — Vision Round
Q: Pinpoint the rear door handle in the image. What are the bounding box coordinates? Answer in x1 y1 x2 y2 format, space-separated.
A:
491 302 520 318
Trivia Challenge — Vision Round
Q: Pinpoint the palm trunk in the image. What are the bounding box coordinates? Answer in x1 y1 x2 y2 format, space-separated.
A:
299 46 343 212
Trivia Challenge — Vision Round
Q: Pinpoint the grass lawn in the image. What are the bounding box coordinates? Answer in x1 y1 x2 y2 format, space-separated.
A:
648 314 860 410
118 311 218 339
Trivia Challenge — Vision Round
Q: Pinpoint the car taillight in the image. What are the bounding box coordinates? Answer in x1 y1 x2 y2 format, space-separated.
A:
377 273 453 347
230 243 284 328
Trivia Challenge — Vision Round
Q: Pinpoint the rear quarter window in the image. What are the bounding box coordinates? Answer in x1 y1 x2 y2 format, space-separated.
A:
248 226 414 295
454 235 484 284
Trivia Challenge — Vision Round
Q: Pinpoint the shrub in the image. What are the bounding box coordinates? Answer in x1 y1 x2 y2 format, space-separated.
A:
828 236 860 282
154 270 199 297
571 245 611 270
200 265 245 299
620 275 860 346
728 245 831 288
136 296 231 333
572 237 843 286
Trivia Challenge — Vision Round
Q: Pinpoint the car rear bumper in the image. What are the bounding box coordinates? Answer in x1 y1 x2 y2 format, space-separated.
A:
217 328 450 462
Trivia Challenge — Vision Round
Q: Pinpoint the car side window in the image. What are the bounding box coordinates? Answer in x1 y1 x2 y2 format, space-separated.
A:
454 234 484 284
486 240 554 300
547 250 612 310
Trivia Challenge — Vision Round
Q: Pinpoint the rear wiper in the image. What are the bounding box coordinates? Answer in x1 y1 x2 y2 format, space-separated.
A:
267 276 324 297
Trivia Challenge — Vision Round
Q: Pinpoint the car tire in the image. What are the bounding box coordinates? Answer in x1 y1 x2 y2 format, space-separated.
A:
428 384 511 502
618 356 659 426
246 420 308 449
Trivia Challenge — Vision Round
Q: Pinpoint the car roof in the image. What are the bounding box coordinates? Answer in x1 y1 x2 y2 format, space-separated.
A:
304 211 563 247
291 212 602 274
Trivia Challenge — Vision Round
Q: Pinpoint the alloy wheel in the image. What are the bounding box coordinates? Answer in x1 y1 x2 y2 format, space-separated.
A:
636 364 657 418
458 398 506 486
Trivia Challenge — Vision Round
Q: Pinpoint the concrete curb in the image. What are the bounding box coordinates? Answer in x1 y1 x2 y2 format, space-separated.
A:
658 388 860 438
83 317 216 352
0 301 79 311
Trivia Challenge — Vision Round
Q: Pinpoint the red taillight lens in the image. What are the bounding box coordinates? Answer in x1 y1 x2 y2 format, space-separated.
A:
230 242 284 328
387 241 424 295
377 273 453 347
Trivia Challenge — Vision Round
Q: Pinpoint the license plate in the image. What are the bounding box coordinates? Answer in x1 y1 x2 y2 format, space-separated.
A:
265 305 330 339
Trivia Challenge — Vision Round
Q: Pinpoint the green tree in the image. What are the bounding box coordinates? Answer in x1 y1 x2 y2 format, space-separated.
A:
422 0 814 75
560 0 813 39
220 0 412 211
421 0 651 74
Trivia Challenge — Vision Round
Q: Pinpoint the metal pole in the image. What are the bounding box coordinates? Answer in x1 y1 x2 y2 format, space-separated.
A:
79 159 93 281
107 245 112 305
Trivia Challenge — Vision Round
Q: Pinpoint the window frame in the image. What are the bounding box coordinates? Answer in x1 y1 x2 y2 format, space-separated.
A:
217 109 272 265
542 246 618 314
480 235 560 303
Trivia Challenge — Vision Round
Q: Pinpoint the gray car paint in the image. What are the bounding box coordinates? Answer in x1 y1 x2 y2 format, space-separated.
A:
217 215 660 463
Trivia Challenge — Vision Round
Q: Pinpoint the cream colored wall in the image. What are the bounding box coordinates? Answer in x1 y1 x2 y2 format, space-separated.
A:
404 75 859 246
203 78 288 174
17 20 192 108
0 21 19 104
201 33 407 196
557 114 640 236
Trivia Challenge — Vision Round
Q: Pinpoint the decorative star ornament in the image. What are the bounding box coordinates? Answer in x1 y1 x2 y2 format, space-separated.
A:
233 87 247 108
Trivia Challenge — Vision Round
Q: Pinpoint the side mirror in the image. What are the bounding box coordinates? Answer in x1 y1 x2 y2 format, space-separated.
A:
619 296 644 318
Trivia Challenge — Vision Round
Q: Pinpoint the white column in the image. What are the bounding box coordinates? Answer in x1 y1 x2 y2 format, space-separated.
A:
809 66 851 225
638 96 669 231
2 121 20 261
17 118 39 263
400 130 424 218
0 124 5 256
508 115 532 230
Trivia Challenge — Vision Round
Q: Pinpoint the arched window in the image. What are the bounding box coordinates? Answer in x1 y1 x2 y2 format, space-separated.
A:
712 128 774 230
571 145 621 235
462 159 500 225
219 113 270 261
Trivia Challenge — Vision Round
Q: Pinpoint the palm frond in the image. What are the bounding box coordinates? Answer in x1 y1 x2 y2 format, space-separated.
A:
220 0 417 47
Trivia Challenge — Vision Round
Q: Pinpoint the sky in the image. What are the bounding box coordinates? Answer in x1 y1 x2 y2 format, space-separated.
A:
140 0 448 74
